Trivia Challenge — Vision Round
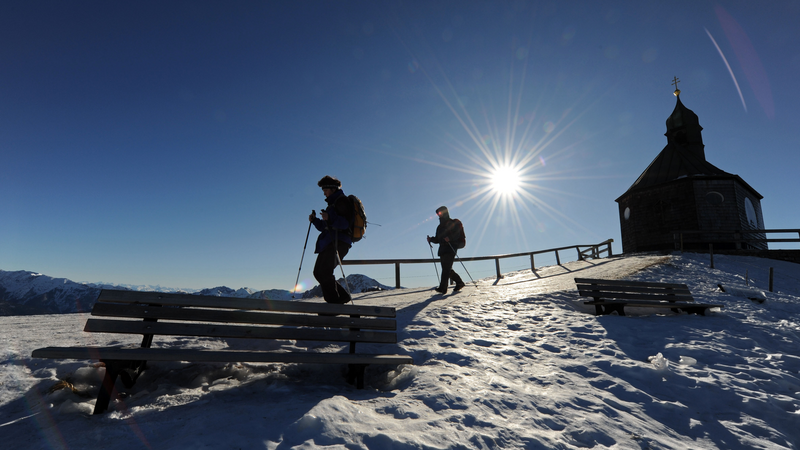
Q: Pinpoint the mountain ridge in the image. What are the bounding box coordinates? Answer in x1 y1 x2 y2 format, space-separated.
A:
0 269 393 315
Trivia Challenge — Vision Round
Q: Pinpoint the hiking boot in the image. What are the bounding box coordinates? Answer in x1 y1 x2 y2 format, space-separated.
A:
453 282 466 291
434 287 447 294
333 283 351 304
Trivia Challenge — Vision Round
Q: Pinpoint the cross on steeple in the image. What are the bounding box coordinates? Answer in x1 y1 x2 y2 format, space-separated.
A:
671 76 681 96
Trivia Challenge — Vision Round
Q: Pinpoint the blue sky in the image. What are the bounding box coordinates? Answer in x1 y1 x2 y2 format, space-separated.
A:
2 1 798 292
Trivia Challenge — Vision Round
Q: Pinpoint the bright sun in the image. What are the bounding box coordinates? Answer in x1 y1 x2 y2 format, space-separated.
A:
490 165 522 196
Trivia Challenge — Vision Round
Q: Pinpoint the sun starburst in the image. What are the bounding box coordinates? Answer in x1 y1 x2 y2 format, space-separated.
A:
399 52 599 253
489 164 522 196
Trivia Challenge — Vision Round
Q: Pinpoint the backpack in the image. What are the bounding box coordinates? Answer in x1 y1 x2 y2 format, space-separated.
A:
336 194 367 242
452 218 466 249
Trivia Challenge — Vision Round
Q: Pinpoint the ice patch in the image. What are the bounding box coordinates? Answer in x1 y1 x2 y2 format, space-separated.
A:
678 356 697 366
718 283 767 302
648 353 669 371
379 365 418 391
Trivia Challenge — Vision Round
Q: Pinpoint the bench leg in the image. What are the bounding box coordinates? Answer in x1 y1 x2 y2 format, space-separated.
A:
95 360 124 414
349 315 361 354
346 364 367 389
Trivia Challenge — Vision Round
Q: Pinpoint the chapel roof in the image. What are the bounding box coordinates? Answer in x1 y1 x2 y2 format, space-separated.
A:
617 88 762 200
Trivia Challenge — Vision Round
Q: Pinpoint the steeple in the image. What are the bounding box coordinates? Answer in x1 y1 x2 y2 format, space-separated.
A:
665 77 705 160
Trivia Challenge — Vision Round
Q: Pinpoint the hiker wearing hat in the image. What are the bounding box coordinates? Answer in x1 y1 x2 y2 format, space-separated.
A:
427 206 466 294
309 175 352 304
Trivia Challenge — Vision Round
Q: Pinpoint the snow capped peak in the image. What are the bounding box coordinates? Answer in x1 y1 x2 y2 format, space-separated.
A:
301 274 393 299
0 270 99 314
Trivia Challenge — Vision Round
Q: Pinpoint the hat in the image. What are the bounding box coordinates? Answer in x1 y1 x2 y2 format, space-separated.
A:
317 175 341 189
435 206 450 219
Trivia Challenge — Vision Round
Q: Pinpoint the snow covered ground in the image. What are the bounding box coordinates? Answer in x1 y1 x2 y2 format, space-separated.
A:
1 252 799 449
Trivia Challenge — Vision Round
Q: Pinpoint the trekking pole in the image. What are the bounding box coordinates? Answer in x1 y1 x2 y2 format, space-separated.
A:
334 230 353 304
448 241 477 286
427 238 439 280
292 216 314 298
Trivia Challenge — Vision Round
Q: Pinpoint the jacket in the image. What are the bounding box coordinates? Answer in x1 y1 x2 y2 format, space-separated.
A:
312 189 353 253
430 218 466 257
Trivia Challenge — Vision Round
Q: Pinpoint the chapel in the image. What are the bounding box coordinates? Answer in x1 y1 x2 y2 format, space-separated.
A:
615 80 766 253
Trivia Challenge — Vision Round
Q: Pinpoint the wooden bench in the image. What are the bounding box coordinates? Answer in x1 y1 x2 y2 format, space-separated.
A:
574 278 723 316
32 289 413 414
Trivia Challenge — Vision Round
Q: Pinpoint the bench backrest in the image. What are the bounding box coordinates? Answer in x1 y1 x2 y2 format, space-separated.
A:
90 289 399 345
574 278 694 302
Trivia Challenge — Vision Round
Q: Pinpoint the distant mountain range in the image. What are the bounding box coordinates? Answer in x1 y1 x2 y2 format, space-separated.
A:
0 270 393 316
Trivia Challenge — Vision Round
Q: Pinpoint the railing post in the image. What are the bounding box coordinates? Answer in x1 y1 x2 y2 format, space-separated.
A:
495 258 502 279
576 247 583 261
394 263 401 289
530 253 536 272
769 267 774 292
555 249 561 265
709 243 714 269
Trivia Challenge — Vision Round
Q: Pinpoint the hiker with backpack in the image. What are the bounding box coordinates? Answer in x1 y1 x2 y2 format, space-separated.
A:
427 206 466 294
309 175 353 304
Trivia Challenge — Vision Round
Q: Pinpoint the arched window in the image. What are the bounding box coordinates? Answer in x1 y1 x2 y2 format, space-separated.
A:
744 198 758 228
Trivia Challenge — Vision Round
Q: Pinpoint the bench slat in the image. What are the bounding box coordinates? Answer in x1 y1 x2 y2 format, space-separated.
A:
97 289 396 317
84 319 398 344
584 300 723 309
574 278 689 290
91 302 396 331
576 284 691 296
31 346 414 366
577 291 694 302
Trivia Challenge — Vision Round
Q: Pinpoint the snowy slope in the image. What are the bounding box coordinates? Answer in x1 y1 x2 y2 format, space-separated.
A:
1 253 799 449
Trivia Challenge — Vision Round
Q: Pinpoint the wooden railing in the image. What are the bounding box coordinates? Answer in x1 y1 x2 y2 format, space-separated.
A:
673 229 800 251
343 239 614 289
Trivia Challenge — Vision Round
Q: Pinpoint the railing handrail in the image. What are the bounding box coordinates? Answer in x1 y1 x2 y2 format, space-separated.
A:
343 239 614 288
673 228 800 235
672 229 800 252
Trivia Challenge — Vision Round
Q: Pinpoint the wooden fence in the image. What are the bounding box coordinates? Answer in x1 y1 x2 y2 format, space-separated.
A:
343 239 614 289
